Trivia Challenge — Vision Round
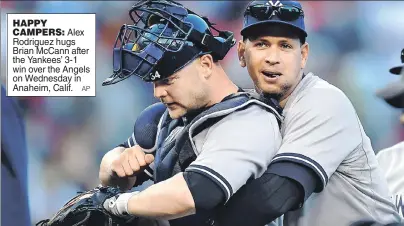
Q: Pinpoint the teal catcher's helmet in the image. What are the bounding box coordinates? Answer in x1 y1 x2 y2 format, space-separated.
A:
102 0 236 85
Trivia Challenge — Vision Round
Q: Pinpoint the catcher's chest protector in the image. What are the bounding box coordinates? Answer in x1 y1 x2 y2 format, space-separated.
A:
153 93 282 183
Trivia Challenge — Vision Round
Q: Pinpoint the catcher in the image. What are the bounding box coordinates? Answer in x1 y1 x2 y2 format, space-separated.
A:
38 0 283 225
100 0 284 225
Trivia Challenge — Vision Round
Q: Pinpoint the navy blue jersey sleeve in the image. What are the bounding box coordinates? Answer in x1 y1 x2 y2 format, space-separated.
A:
183 171 225 211
266 161 318 201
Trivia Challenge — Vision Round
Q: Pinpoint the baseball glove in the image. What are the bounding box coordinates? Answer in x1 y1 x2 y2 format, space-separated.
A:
36 186 138 226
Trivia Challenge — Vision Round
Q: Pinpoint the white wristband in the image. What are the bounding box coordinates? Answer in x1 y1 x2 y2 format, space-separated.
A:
107 191 140 216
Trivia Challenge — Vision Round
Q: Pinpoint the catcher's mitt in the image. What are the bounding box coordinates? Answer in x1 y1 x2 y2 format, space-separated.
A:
36 186 138 226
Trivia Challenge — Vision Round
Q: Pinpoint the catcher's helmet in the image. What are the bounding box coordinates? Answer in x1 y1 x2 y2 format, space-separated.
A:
102 0 236 85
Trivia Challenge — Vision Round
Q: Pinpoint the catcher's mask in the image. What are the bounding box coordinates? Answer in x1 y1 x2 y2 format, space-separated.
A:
102 0 236 85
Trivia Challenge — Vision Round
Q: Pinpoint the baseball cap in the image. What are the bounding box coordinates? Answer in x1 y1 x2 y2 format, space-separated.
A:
376 48 404 108
241 0 307 38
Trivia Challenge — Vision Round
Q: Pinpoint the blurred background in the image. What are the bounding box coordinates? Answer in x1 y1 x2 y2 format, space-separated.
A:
1 1 404 225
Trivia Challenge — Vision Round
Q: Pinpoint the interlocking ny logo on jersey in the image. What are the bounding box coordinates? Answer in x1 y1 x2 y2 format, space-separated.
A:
266 0 283 7
151 71 161 81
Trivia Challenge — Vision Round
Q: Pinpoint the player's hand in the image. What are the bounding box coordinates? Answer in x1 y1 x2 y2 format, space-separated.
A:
111 145 154 178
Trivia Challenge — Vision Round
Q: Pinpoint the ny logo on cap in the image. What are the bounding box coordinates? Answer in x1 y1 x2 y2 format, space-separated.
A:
151 71 161 81
266 0 283 7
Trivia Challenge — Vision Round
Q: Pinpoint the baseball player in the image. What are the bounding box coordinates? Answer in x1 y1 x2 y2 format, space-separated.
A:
213 1 402 226
98 1 283 226
376 48 404 219
1 85 31 226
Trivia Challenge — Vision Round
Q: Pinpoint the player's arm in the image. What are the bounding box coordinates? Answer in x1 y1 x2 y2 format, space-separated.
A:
99 146 128 188
103 106 279 219
99 134 154 190
216 88 363 226
216 162 318 226
99 131 137 188
99 144 155 191
99 103 166 190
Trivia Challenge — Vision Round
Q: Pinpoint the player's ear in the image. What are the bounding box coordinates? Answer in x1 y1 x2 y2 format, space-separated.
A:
237 40 246 68
199 54 214 79
300 42 309 69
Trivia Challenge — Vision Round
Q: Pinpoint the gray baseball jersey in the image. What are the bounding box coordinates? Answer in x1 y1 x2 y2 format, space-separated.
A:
377 141 404 219
186 103 282 202
123 102 282 203
271 73 401 226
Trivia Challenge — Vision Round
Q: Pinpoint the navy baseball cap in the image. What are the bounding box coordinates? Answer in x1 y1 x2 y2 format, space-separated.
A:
241 0 307 38
376 48 404 108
